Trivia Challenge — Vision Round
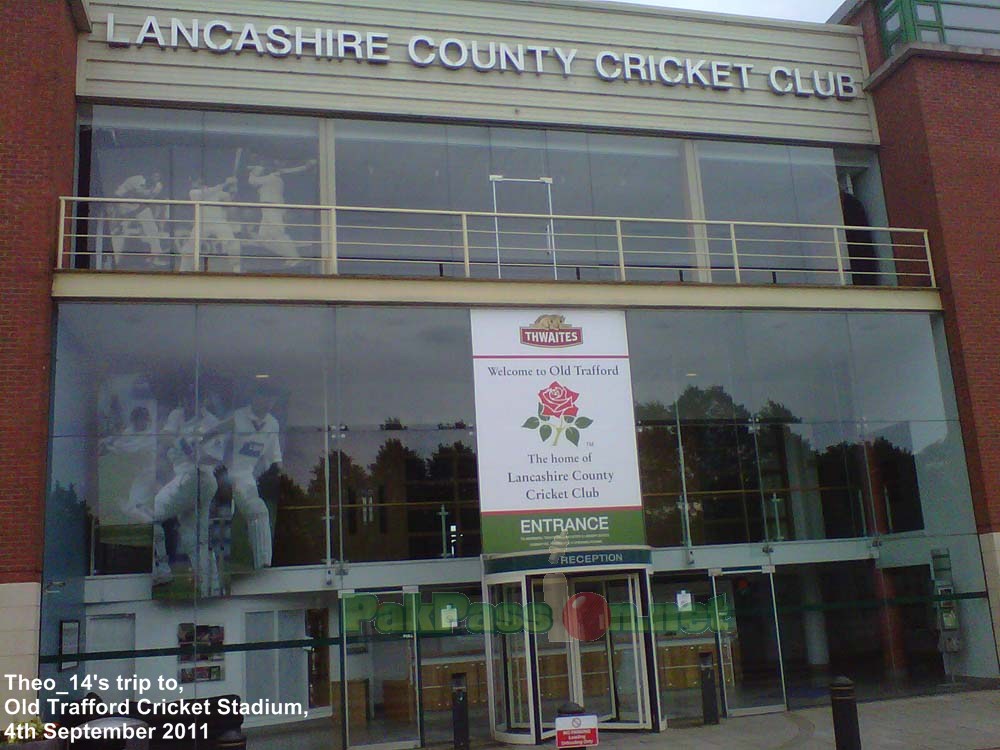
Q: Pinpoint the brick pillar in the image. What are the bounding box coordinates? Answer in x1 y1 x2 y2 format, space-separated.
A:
843 0 1000 670
0 0 80 710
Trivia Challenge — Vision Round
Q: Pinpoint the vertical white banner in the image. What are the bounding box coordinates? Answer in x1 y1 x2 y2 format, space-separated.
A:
471 309 644 553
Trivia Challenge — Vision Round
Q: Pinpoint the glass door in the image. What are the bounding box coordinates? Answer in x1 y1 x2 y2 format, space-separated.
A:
340 591 422 750
531 577 578 733
485 580 535 743
603 576 651 727
487 175 557 280
650 574 721 728
543 572 650 730
711 569 787 716
567 580 615 722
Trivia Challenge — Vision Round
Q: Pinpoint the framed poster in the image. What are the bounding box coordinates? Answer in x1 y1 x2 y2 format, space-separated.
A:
177 623 226 682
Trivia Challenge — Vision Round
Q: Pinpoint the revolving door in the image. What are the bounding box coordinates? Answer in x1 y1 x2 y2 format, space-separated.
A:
484 567 657 744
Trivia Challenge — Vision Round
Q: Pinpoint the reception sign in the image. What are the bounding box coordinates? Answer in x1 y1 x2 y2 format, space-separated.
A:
471 310 644 554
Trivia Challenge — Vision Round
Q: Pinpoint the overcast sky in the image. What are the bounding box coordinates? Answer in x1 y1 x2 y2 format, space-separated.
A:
598 0 847 24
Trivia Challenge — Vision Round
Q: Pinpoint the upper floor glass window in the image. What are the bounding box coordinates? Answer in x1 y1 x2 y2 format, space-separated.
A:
879 0 1000 53
75 106 896 285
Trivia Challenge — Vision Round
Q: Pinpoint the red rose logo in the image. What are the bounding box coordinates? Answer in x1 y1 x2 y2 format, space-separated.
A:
523 382 593 447
538 382 580 419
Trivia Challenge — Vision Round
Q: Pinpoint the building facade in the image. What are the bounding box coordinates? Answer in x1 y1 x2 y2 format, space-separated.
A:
2 0 999 747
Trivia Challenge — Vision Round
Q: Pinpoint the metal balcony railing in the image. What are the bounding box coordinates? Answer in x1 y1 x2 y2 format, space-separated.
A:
57 197 936 288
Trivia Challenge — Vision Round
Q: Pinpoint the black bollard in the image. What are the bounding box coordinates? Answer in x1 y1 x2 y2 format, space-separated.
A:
557 701 586 718
830 677 862 750
451 673 470 750
215 729 248 750
699 651 719 725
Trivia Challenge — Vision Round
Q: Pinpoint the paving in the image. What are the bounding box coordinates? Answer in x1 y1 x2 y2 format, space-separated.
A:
250 689 1000 750
595 690 1000 750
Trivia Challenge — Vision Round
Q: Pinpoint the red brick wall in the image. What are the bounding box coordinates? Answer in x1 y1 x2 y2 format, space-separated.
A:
0 2 78 583
869 55 1000 533
843 0 887 74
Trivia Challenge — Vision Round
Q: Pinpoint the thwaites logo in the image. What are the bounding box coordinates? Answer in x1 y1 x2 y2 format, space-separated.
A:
519 314 583 348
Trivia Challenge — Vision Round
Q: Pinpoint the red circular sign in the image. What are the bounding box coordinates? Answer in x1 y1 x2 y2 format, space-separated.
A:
563 591 610 641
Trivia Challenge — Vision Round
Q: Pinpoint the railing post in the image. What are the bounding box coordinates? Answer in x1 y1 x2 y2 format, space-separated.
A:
461 213 471 278
327 207 339 275
923 230 936 287
57 198 67 270
833 226 847 286
729 223 741 284
192 203 202 272
616 219 627 281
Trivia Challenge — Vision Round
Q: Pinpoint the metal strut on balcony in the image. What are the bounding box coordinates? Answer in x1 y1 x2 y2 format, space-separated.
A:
56 196 936 288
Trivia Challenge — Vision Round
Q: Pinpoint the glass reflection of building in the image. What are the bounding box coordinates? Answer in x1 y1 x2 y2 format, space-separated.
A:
35 4 999 749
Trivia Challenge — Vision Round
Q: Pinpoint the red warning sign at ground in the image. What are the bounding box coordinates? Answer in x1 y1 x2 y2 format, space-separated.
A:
555 714 599 748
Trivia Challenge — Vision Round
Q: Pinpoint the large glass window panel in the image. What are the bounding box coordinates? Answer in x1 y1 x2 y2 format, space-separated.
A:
335 307 474 428
195 305 332 429
685 421 763 545
743 312 856 423
864 421 925 534
335 120 451 210
79 106 321 272
910 420 976 535
636 423 685 547
628 310 747 422
333 430 479 562
488 127 549 183
195 305 333 568
943 28 1000 45
848 313 959 422
941 2 1000 30
50 304 198 578
864 419 976 537
444 125 496 212
334 121 483 278
585 133 691 282
791 421 872 540
52 303 197 437
628 311 756 546
543 130 615 282
585 133 687 220
698 142 842 284
333 307 477 562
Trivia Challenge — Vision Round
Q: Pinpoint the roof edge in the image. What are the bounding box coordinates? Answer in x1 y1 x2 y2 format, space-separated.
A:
67 0 92 32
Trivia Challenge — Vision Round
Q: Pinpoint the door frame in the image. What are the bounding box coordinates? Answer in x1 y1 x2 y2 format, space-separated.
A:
488 174 556 279
709 566 788 717
339 587 423 750
483 574 539 745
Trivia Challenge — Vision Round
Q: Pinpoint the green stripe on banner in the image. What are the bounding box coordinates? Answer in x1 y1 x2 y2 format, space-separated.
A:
481 508 645 554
